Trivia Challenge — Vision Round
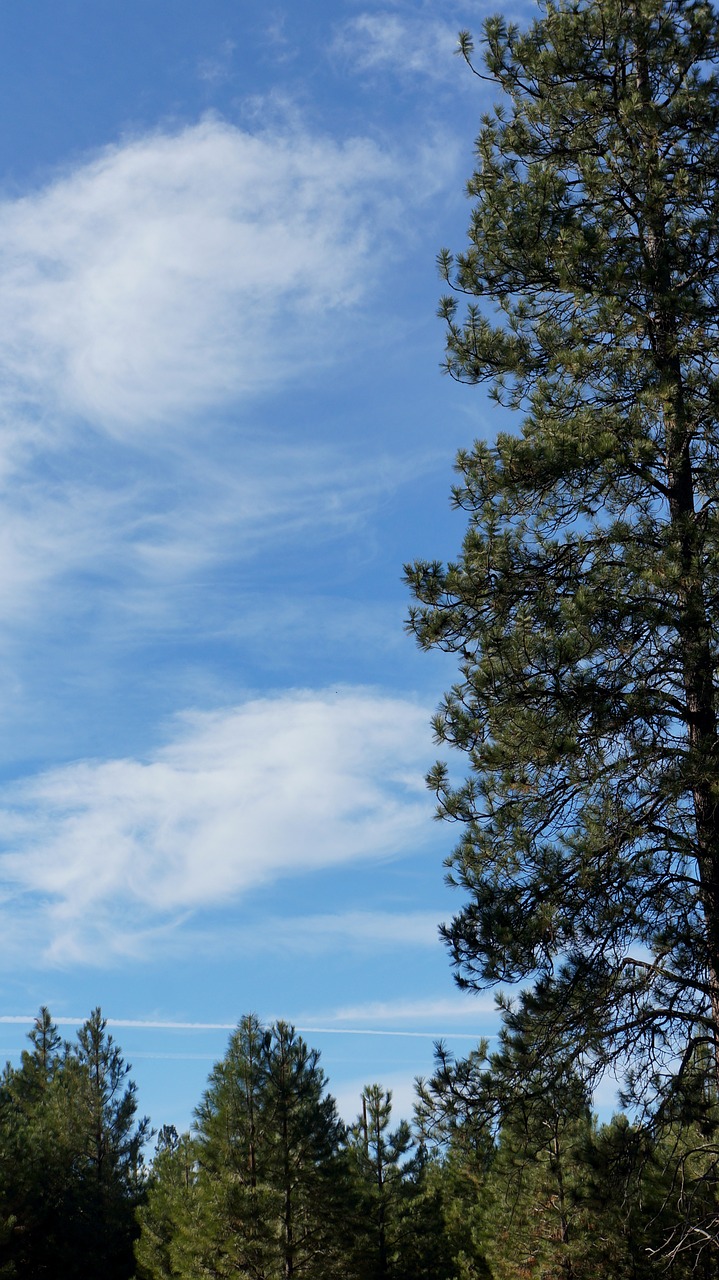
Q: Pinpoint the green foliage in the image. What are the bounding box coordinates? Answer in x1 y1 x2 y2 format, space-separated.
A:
480 1114 597 1280
414 1035 719 1278
413 1041 494 1280
136 1014 350 1280
72 1007 151 1274
7 1009 719 1280
479 1089 719 1279
134 1128 197 1280
0 1006 148 1279
416 1037 598 1280
346 1084 456 1280
406 0 719 1124
258 1019 350 1280
347 1085 413 1280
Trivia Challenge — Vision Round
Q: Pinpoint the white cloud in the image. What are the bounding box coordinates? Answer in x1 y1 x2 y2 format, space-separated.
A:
0 688 436 964
173 909 443 960
0 999 490 1032
261 910 441 951
325 995 499 1023
198 39 237 85
0 1014 239 1030
0 436 438 644
0 117 440 436
123 442 422 583
332 13 459 79
0 118 455 631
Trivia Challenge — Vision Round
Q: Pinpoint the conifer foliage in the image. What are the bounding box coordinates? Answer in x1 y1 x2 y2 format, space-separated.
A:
2 1009 716 1277
136 1014 351 1280
0 1006 148 1278
135 1019 453 1280
347 1085 414 1280
406 0 719 1102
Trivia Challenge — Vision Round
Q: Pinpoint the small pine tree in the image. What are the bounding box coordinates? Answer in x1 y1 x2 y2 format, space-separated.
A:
136 1014 350 1280
347 1085 415 1280
0 1007 148 1279
135 1129 197 1280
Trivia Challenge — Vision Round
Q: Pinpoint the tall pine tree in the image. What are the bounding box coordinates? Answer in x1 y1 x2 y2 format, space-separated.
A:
406 0 719 1117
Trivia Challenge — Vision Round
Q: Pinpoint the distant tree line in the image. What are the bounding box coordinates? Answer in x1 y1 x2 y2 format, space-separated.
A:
0 1007 718 1278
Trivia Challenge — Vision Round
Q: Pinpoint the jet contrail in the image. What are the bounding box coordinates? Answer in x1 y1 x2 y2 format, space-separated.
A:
0 1015 482 1039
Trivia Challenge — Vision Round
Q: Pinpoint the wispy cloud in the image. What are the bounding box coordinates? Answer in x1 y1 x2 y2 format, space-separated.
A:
0 434 441 654
0 1013 486 1037
198 39 237 85
0 118 455 633
0 688 437 965
261 12 295 61
331 12 459 80
0 118 411 434
257 910 441 952
322 995 499 1022
160 909 444 964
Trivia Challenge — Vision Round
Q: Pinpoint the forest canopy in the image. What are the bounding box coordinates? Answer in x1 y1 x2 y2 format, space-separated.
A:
2 1008 715 1278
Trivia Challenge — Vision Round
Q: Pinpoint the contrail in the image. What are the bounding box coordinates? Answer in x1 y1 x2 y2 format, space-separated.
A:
0 1015 482 1040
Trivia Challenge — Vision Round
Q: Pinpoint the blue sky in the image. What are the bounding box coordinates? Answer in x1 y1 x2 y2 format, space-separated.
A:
0 0 543 1136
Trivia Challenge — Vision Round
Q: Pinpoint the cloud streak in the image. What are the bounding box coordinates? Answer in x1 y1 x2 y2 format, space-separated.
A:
0 999 490 1041
0 688 437 965
0 1015 483 1040
321 995 499 1022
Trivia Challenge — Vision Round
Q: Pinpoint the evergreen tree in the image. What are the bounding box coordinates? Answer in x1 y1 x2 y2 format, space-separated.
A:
260 1021 348 1280
583 1112 689 1278
348 1085 414 1280
405 0 719 1122
189 1011 278 1279
136 1015 350 1280
72 1007 150 1277
415 1039 599 1280
134 1128 197 1280
414 1047 495 1280
637 1050 719 1269
388 1142 457 1280
415 1038 719 1278
22 1005 63 1086
0 1007 148 1279
0 1007 73 1277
